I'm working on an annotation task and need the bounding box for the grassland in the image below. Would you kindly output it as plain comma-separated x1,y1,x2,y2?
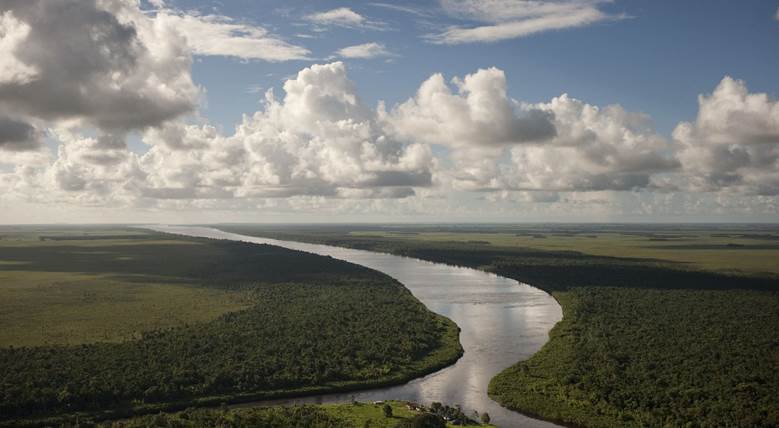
0,272,248,346
0,227,250,346
220,223,779,427
347,227,779,278
0,226,463,426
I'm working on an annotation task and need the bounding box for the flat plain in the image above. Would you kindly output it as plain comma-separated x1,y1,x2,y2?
0,227,249,346
346,225,779,277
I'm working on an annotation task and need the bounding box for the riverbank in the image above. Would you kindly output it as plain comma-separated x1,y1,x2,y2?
217,224,779,427
0,227,463,427
489,288,779,427
6,317,462,428
151,225,563,428
102,400,496,427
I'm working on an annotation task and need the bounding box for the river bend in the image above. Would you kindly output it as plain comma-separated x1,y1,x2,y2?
149,225,562,428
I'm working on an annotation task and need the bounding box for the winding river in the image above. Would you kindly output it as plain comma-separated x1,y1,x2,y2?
149,226,562,428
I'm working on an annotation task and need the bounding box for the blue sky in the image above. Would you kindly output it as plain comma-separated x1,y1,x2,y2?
1,0,778,223
173,0,779,137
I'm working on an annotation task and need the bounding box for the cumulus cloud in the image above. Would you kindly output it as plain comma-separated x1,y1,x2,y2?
503,95,679,192
154,11,310,62
40,129,143,206
0,0,310,139
19,62,433,206
335,42,393,59
0,0,198,131
383,67,677,191
221,62,433,198
0,10,38,85
0,31,774,222
305,7,386,30
674,76,779,195
382,67,556,148
429,0,617,44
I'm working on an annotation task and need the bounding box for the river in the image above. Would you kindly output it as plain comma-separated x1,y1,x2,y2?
148,225,562,428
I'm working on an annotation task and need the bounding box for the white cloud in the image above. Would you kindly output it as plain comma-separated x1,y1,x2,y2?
154,11,310,62
382,67,555,149
222,62,432,197
429,0,617,44
674,76,779,195
335,42,393,59
0,0,198,131
383,67,677,191
0,31,775,224
368,3,434,18
305,7,386,30
3,62,434,208
504,95,679,192
0,11,38,85
306,7,364,26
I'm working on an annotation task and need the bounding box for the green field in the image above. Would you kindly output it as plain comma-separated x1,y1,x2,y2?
0,273,248,346
0,227,462,426
0,228,253,346
220,224,779,427
347,227,779,278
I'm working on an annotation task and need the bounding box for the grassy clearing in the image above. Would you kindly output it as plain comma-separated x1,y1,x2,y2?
0,228,249,347
0,272,248,346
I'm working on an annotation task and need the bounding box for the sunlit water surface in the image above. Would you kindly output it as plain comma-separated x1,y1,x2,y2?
148,225,562,428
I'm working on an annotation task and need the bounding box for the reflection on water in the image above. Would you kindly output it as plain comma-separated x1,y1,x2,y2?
148,226,562,428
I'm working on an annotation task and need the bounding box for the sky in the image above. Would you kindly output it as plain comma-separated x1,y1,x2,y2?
0,0,778,223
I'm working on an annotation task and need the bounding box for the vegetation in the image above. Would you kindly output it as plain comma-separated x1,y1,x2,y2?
105,405,346,428
489,288,779,427
100,401,493,428
220,224,779,427
0,228,251,346
0,227,462,426
398,413,446,428
220,223,779,278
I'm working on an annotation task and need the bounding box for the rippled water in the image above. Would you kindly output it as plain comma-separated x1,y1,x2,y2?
148,225,562,428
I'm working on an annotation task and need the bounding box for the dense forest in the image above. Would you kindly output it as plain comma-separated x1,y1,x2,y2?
101,401,491,428
490,288,779,427
220,225,779,427
0,231,462,426
104,406,348,428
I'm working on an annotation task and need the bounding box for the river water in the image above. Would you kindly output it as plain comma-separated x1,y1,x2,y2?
148,225,562,428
